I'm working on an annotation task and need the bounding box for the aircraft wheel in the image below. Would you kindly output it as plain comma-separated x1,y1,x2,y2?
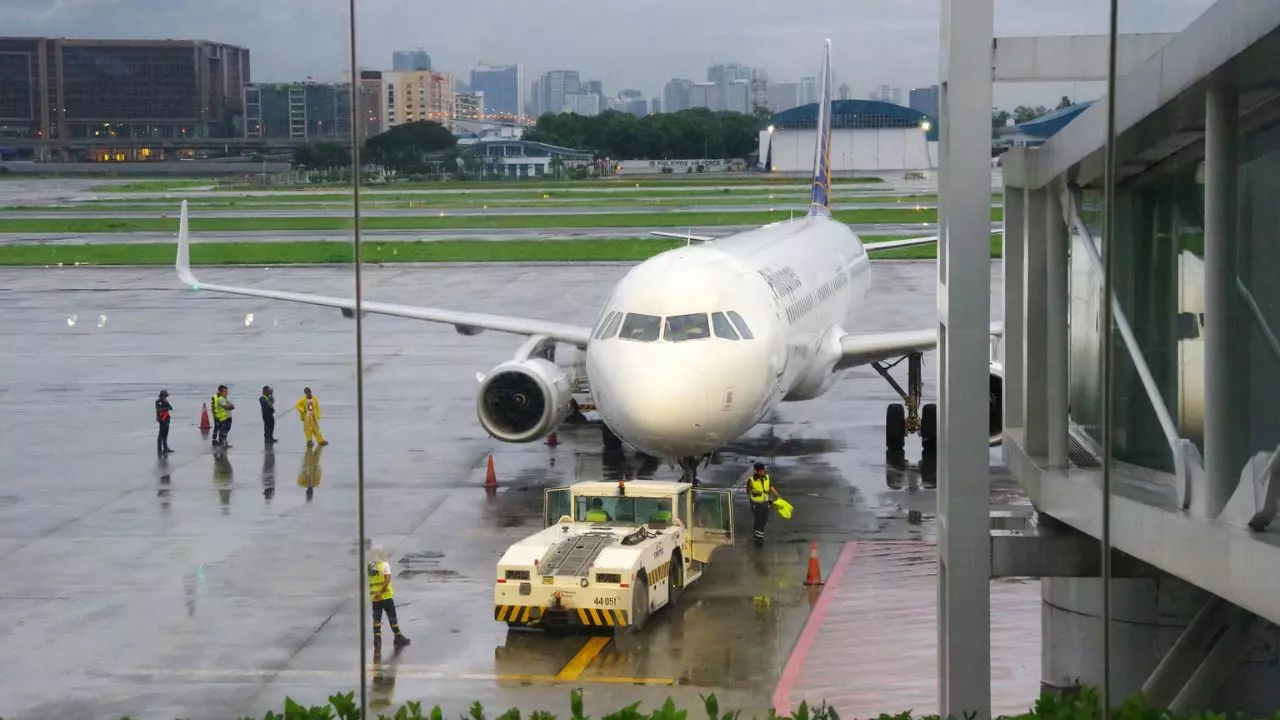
921,403,938,457
886,403,907,452
629,571,650,633
667,555,683,609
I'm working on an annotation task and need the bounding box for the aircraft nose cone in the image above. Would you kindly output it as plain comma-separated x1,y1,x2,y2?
602,363,710,454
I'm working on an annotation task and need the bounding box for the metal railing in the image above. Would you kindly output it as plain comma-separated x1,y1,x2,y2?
1061,183,1203,509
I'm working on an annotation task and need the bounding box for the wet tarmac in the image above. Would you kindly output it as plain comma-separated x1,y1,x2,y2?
0,261,1015,719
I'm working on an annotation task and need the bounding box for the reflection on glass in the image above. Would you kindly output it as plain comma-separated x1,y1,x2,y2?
619,312,661,341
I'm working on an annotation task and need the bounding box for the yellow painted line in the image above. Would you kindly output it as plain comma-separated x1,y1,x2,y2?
554,636,611,681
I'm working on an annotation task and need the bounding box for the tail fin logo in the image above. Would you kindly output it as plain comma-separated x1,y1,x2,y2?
809,40,834,214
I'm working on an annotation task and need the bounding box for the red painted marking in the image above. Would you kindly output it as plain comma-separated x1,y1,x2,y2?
772,541,859,713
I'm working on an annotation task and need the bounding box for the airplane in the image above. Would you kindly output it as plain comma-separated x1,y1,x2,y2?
173,40,1005,485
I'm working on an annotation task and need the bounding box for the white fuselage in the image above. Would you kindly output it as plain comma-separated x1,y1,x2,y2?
585,214,871,458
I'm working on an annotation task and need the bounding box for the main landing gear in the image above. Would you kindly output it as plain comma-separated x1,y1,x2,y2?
872,351,937,458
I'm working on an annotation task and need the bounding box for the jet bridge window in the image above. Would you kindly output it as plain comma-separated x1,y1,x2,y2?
712,312,739,340
619,313,661,342
664,313,710,342
726,310,754,339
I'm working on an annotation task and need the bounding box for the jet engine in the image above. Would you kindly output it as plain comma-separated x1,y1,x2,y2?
477,358,573,443
989,365,1004,446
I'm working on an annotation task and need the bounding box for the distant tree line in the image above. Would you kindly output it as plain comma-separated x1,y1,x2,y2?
291,121,460,178
522,108,768,160
992,95,1076,133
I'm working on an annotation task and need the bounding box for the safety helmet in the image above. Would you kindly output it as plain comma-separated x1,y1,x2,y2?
753,462,766,471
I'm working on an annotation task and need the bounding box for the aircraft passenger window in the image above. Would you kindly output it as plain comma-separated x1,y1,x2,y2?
602,311,624,339
727,310,754,339
619,313,661,342
594,311,617,340
712,312,739,340
664,313,710,342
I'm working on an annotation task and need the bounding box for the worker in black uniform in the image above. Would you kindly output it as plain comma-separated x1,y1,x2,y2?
260,386,277,444
746,462,780,542
155,389,173,455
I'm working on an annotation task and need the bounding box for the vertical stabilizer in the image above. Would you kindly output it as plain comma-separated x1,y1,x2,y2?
808,40,834,215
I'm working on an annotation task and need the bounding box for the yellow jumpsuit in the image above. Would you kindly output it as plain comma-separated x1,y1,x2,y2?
295,395,326,444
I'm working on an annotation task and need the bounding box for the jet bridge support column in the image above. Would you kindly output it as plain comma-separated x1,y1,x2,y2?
1022,188,1049,459
936,0,993,716
1200,82,1245,518
1003,186,1026,431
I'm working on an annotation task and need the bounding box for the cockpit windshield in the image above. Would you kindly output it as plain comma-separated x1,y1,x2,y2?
619,313,661,342
664,313,710,342
575,495,674,527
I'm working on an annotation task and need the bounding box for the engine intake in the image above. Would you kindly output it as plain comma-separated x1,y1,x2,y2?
477,358,572,443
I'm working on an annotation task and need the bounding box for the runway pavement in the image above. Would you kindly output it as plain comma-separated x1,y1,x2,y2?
0,260,1018,719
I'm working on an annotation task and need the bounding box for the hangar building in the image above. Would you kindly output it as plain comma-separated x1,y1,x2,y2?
759,99,938,173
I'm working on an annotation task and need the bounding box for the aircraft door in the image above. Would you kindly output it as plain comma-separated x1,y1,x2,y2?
543,487,571,527
688,489,734,563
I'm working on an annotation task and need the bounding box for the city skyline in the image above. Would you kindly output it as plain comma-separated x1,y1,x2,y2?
1,0,1216,109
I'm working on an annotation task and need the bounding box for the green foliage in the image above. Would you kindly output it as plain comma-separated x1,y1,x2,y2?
293,142,353,171
523,108,761,160
364,121,457,175
1012,104,1050,125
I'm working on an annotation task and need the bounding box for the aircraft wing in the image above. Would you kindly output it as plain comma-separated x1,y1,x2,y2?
649,230,716,244
863,235,937,252
836,322,1004,369
173,201,593,348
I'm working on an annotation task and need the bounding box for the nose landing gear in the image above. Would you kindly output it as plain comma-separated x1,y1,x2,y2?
678,455,709,486
873,351,937,458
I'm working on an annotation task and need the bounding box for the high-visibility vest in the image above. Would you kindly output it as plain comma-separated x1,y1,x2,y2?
585,509,609,522
749,474,772,503
368,562,393,601
212,395,229,422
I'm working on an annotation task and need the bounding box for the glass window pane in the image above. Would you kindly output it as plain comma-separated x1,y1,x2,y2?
603,311,624,339
594,311,617,339
712,312,739,340
665,313,710,342
727,310,755,339
619,313,661,342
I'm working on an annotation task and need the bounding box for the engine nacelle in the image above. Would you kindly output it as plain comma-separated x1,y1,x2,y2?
989,365,1004,446
477,357,573,443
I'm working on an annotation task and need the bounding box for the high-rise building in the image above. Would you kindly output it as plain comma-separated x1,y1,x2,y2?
455,91,484,121
662,78,694,113
799,77,818,105
837,83,852,101
582,80,604,98
891,87,903,106
392,50,431,71
562,93,600,117
537,70,580,116
690,82,716,109
357,70,385,138
768,81,799,112
909,85,940,118
726,80,750,114
707,62,752,111
650,97,661,114
621,96,647,117
528,80,540,119
0,37,250,150
383,70,455,129
244,81,356,141
469,63,524,120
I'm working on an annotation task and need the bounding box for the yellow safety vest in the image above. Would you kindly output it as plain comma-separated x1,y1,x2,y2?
749,474,772,503
585,509,609,522
212,395,229,421
368,562,393,601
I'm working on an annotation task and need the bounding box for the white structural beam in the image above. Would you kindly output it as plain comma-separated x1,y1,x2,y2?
1002,187,1025,431
937,0,993,715
992,34,1175,82
1044,187,1069,468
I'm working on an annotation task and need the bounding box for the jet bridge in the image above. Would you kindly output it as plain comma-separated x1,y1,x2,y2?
936,0,1280,716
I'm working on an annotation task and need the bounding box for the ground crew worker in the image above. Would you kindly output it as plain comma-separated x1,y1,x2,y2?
296,387,328,447
746,462,780,541
368,546,410,649
584,497,611,522
260,386,277,444
211,385,235,447
155,389,173,455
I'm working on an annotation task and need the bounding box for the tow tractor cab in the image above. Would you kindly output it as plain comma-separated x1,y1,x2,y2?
494,479,734,632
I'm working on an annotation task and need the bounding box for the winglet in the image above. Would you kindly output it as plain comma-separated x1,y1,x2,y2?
175,200,198,288
808,39,834,215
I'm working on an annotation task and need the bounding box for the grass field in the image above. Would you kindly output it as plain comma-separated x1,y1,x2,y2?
0,234,1001,266
90,175,889,193
0,207,1002,234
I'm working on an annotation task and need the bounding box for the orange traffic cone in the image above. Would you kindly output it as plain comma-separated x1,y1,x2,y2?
484,455,498,489
546,432,559,447
199,402,211,431
803,541,824,586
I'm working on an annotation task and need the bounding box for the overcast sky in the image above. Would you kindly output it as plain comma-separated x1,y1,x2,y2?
4,0,1215,108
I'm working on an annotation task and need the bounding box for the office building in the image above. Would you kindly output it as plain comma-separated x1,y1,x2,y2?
650,97,661,114
0,36,249,152
663,78,694,113
469,63,524,120
726,80,750,114
707,62,752,111
690,82,716,109
582,80,604,98
244,81,357,141
383,70,455,129
536,70,580,116
392,50,431,71
909,85,940,118
621,96,648,117
799,76,818,105
455,91,484,121
357,70,384,138
562,93,600,116
837,83,852,100
768,81,799,112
